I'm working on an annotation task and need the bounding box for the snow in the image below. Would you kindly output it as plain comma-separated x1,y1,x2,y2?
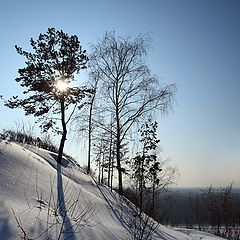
0,140,226,239
174,228,227,240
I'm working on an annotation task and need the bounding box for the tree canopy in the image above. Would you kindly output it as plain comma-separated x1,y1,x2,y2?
5,28,92,163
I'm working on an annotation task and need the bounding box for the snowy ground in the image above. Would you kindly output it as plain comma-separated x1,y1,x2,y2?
0,140,226,239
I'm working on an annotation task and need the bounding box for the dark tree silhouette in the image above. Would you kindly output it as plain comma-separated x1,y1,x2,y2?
71,69,102,175
132,121,162,213
5,28,92,163
201,184,234,236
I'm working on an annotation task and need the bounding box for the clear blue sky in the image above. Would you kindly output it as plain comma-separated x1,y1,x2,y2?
0,0,239,187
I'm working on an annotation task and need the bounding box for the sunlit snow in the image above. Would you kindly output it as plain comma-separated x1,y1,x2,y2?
0,140,226,239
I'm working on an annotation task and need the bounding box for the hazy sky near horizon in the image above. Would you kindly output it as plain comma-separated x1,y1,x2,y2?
0,0,239,187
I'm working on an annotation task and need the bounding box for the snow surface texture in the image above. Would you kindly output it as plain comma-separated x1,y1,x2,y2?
0,140,226,240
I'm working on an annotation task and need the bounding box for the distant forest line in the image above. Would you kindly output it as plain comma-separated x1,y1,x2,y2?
153,186,240,239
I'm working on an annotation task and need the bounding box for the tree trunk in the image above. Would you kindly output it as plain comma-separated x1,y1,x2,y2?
110,150,114,192
115,79,123,196
101,151,105,184
152,179,155,216
98,155,101,184
116,115,123,195
87,98,94,174
139,157,144,213
107,128,113,187
57,97,67,164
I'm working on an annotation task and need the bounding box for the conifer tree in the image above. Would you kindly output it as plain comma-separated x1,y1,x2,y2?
5,28,92,163
132,120,162,213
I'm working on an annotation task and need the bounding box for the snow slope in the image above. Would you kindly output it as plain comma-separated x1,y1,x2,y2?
0,140,226,239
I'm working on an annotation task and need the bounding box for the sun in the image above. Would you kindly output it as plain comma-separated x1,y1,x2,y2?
55,79,68,92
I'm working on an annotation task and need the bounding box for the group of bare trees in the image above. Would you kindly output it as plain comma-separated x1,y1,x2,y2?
188,184,240,239
74,32,176,196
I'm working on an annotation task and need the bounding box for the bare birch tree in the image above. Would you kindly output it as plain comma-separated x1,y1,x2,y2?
90,32,176,195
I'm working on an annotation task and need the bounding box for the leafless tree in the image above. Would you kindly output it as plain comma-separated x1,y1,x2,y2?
201,184,234,236
189,193,202,230
71,70,108,175
90,31,176,195
85,72,100,174
220,183,234,233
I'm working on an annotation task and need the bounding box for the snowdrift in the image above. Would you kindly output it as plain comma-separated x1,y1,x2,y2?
0,140,226,239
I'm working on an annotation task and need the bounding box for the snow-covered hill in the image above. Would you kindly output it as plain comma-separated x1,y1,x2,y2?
0,140,226,239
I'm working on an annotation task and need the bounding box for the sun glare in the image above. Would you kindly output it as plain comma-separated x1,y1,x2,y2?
55,80,68,92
